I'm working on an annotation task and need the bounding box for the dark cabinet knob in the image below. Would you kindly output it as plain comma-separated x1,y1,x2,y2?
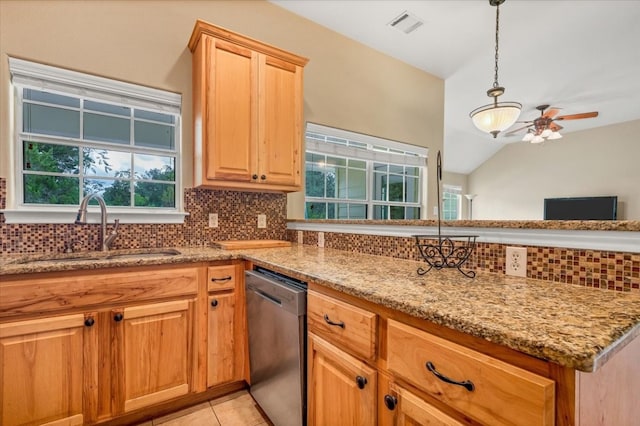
84,317,95,327
384,394,397,410
252,174,258,180
113,313,124,322
211,299,219,308
260,174,266,180
355,375,367,390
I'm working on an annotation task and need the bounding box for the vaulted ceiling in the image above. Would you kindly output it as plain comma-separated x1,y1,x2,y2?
271,0,640,174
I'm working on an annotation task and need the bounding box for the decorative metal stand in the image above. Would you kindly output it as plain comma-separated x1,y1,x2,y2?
414,151,477,278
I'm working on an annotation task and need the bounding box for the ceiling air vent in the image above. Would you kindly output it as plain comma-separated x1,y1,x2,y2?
388,11,424,34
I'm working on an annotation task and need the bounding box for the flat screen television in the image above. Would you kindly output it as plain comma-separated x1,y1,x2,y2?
544,196,618,220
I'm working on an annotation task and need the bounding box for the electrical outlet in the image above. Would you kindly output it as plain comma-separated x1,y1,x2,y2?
297,230,304,245
257,214,267,229
505,246,527,277
208,213,218,228
317,232,325,248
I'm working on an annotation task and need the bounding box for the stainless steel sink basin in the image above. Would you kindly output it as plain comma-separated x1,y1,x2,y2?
106,249,181,260
15,249,181,264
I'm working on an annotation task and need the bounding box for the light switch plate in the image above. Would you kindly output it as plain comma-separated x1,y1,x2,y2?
317,232,325,248
257,214,267,229
297,230,304,244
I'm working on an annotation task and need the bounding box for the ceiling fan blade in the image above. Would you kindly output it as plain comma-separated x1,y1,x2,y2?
542,108,561,119
549,122,563,132
504,124,533,136
555,112,599,121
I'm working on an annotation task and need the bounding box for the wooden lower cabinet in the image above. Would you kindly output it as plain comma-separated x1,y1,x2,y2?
113,300,194,414
207,292,236,386
0,314,89,426
0,262,242,425
308,333,376,426
387,383,464,426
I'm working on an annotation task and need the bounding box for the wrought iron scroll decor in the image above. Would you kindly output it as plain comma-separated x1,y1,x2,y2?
414,151,477,278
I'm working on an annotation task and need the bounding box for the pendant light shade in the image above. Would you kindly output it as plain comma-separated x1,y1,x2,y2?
470,101,522,137
469,0,521,138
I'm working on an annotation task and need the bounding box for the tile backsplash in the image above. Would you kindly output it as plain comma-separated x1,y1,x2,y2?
286,230,640,292
3,176,638,292
0,177,286,254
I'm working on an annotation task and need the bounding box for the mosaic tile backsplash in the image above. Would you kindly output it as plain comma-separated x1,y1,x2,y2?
286,230,640,292
1,177,287,254
2,176,638,292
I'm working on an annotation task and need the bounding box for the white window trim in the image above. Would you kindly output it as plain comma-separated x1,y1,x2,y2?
304,123,428,219
5,57,185,224
442,185,462,220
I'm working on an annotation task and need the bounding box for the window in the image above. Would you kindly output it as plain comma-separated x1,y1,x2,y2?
7,58,183,223
442,185,462,220
304,123,427,219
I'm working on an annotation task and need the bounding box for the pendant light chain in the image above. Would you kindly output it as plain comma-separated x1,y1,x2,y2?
493,3,500,89
469,0,521,138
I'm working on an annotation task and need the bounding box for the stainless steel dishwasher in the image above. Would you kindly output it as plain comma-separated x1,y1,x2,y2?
245,267,307,426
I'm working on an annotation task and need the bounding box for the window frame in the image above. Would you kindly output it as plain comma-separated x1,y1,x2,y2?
442,185,462,220
304,123,428,220
5,57,185,224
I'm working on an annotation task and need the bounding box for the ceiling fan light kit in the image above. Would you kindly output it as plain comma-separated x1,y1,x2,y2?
509,104,598,143
469,0,521,138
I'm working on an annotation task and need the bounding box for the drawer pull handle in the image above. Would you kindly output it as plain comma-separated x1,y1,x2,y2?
426,361,475,392
323,314,345,329
355,375,367,389
211,299,218,308
113,313,124,322
252,174,258,180
84,317,95,327
211,276,232,283
383,394,397,410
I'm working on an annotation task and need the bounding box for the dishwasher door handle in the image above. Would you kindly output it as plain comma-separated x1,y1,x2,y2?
251,288,283,306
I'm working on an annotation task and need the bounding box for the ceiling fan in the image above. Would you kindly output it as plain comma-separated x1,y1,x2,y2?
505,105,599,143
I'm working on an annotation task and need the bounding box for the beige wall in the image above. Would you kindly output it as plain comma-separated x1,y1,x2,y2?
468,119,640,220
0,0,444,218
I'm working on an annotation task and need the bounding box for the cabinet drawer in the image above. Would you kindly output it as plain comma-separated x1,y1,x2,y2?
307,291,377,360
387,320,554,426
0,267,198,319
207,265,237,291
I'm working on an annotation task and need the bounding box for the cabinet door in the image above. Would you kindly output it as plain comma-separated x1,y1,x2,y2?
207,292,236,386
204,36,258,182
113,300,192,413
0,314,88,426
308,333,376,426
389,383,464,426
258,54,303,188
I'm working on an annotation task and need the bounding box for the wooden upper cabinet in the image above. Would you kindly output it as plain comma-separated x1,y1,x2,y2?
259,55,304,187
205,38,257,182
189,20,308,192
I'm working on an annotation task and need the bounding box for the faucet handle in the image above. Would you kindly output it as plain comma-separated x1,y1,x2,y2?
112,219,120,233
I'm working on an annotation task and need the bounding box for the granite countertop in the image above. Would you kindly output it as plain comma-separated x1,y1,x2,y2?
3,244,640,373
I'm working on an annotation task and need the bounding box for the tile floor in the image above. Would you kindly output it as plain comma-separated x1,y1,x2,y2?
135,390,271,426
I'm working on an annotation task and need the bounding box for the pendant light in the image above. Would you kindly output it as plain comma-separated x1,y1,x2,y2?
470,0,521,138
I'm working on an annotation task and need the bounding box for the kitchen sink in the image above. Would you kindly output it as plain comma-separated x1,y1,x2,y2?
14,248,181,264
106,249,181,260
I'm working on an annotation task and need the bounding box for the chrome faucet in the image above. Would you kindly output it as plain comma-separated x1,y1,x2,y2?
75,192,120,251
